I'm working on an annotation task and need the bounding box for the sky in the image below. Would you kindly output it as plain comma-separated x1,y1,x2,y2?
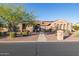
1,3,79,24
24,3,79,24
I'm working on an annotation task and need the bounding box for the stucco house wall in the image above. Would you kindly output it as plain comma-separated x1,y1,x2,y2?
41,19,72,32
50,20,72,32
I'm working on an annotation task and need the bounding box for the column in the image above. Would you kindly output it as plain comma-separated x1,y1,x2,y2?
57,30,64,40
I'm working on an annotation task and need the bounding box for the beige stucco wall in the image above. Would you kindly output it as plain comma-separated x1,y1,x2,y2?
49,20,72,32
0,28,8,32
18,23,33,32
17,23,23,32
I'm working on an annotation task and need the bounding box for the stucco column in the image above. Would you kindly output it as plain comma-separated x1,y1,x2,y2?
64,24,67,30
57,30,64,40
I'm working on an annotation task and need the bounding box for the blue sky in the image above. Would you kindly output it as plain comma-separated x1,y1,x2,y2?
1,3,79,24
23,3,79,24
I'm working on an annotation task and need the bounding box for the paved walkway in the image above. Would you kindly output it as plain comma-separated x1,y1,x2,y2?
37,32,47,42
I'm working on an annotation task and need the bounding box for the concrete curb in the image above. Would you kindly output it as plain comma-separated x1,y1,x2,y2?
0,40,79,43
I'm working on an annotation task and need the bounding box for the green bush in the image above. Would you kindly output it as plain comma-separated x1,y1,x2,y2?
21,31,31,36
21,32,28,36
43,29,52,32
73,26,79,31
9,32,16,38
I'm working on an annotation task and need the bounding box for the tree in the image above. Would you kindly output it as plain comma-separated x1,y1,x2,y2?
0,5,25,32
0,4,36,33
0,18,5,32
22,12,37,26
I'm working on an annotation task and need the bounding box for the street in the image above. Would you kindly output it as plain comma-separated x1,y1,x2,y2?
0,42,79,56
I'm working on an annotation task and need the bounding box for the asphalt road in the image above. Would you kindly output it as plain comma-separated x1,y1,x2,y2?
1,42,79,56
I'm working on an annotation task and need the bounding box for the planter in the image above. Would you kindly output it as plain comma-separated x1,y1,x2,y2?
9,32,16,38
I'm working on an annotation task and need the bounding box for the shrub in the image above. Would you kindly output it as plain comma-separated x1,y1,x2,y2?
9,32,16,38
43,29,52,32
73,26,79,31
21,30,31,36
21,32,27,36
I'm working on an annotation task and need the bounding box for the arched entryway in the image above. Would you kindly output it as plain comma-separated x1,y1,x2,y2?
33,24,41,32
